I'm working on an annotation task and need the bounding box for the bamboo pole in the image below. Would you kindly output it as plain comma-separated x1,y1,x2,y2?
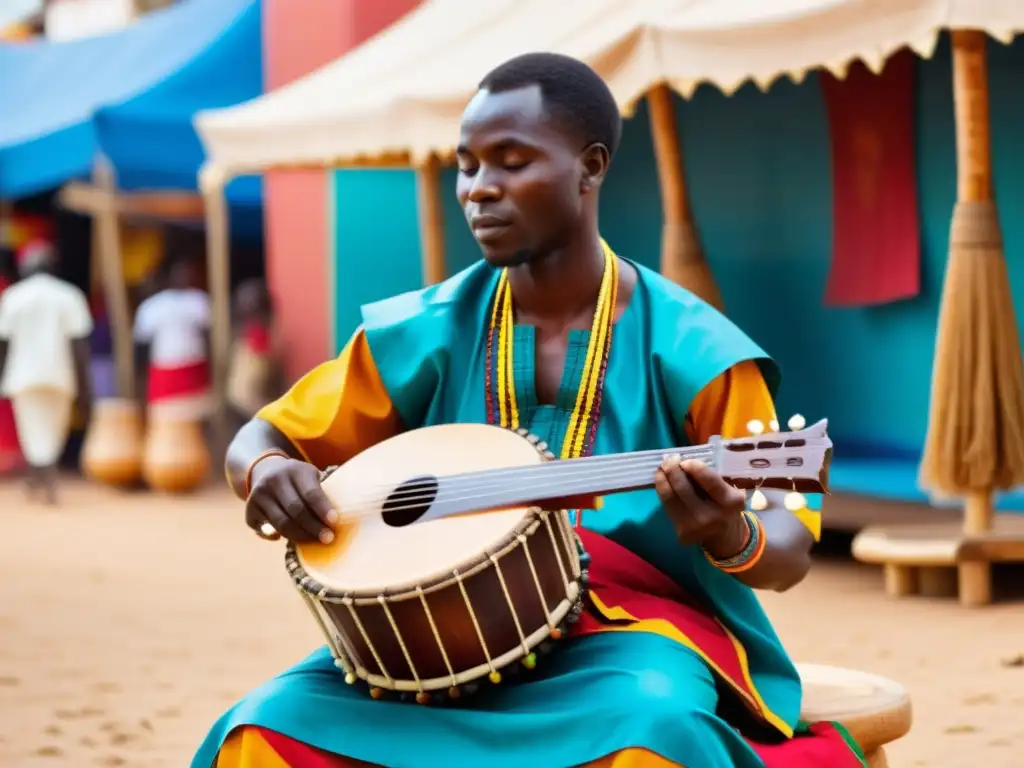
415,155,447,286
201,169,233,447
93,159,135,399
920,30,1024,607
646,84,723,311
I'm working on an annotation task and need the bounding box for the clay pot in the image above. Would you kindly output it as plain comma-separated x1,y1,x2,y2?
142,415,210,493
80,398,143,487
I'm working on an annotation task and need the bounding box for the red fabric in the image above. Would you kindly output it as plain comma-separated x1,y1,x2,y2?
749,722,865,766
257,727,364,767
244,321,272,355
147,360,211,402
571,529,760,709
0,278,23,474
821,49,920,306
0,399,23,474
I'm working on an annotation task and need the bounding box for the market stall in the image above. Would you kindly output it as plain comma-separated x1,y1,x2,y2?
0,0,262,489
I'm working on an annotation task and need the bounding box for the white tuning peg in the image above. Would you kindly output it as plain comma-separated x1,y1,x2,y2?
769,419,779,433
784,491,806,511
746,419,765,435
749,490,769,511
787,414,806,431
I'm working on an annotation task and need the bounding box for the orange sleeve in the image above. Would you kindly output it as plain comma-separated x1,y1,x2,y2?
255,328,403,470
685,360,822,541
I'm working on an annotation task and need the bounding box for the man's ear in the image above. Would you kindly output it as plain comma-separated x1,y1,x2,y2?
579,143,610,194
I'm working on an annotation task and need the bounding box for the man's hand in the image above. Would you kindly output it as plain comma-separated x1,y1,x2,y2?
655,457,749,559
245,456,339,544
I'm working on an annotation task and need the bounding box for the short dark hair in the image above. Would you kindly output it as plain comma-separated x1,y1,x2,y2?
478,52,622,159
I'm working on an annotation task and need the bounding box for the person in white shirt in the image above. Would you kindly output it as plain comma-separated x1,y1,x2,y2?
0,240,93,503
134,255,212,421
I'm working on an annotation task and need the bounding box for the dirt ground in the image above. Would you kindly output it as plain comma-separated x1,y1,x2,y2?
1,479,1022,768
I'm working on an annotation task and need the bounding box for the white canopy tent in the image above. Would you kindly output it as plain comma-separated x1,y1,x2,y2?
195,0,1023,176
195,0,1023,388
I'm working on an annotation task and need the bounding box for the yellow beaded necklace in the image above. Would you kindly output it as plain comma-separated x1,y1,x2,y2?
485,240,619,461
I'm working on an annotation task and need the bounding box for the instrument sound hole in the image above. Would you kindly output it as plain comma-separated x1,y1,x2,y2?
381,476,439,527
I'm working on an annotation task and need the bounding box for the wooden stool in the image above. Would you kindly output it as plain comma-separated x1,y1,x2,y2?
852,518,1024,606
797,664,911,766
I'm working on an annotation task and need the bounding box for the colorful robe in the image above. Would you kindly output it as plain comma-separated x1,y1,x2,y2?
192,258,861,768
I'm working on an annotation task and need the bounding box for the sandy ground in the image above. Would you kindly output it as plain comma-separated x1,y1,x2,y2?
1,479,1023,768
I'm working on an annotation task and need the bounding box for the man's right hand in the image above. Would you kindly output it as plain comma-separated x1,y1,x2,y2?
245,456,338,544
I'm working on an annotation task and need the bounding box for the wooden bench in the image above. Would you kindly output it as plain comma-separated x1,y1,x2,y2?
798,664,912,767
852,518,1024,606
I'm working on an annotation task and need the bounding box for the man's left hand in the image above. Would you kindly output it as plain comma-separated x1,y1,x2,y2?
655,457,749,559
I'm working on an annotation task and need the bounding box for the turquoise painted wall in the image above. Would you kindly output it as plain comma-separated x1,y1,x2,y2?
331,35,1024,455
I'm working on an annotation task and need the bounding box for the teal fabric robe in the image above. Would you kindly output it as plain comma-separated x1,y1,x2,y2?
191,259,805,768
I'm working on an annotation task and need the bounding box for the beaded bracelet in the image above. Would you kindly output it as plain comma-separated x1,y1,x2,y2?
704,511,767,574
243,449,291,498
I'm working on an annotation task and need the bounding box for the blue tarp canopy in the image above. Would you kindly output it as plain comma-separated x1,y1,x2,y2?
94,0,262,221
0,0,261,222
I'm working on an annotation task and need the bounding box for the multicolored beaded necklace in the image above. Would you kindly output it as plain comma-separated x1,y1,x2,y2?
484,241,619,525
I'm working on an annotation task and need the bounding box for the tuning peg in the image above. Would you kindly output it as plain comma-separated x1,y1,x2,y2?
783,491,806,511
769,419,779,433
749,490,768,511
787,414,806,431
746,419,765,435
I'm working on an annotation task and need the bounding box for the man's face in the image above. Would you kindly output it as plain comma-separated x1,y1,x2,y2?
456,85,584,268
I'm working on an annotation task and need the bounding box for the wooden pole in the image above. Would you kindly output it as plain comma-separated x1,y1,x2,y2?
93,159,135,399
952,31,993,205
416,156,447,286
646,84,723,311
952,30,994,607
201,169,233,449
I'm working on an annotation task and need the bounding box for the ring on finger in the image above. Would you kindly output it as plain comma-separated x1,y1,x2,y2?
255,521,281,541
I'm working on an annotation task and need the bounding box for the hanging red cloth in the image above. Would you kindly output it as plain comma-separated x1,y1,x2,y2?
821,49,920,306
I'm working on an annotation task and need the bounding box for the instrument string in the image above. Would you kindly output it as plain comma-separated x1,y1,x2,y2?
331,444,708,505
328,447,722,523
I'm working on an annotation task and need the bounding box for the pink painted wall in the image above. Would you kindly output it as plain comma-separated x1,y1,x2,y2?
263,0,421,381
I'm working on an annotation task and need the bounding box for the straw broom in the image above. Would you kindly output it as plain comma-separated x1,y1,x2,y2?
647,84,724,311
919,30,1024,604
